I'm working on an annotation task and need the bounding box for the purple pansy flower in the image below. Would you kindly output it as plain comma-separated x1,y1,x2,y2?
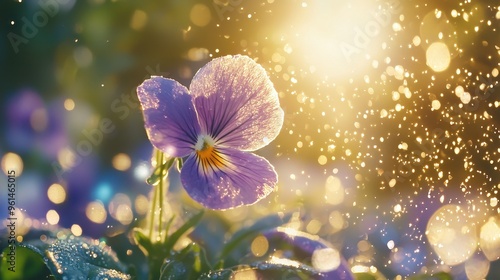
137,55,284,210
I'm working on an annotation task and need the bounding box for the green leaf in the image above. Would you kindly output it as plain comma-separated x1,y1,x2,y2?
176,157,184,172
1,246,53,280
132,228,153,255
159,243,211,280
407,271,453,280
197,269,232,280
200,261,318,280
353,272,383,280
19,234,130,280
147,156,175,185
250,261,319,279
160,260,189,280
164,211,204,252
217,213,291,266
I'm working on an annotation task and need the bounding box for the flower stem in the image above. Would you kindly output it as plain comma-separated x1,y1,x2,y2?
149,179,158,241
157,151,165,243
147,150,169,280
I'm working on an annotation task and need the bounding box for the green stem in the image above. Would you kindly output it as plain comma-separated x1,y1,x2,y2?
148,252,165,280
147,150,171,280
158,151,165,243
149,182,158,241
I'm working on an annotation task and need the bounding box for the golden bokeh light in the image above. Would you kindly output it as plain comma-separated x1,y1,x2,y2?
64,98,75,111
306,219,322,235
426,42,451,72
324,175,344,205
71,224,83,236
187,47,210,61
479,217,500,261
1,152,24,176
115,204,133,225
134,194,149,215
426,204,477,265
465,254,490,280
190,4,211,27
109,193,133,225
46,209,60,225
112,153,131,171
311,248,341,272
232,268,258,280
47,183,66,204
250,235,269,257
57,147,77,170
317,155,328,165
86,201,107,224
130,9,148,31
329,211,345,232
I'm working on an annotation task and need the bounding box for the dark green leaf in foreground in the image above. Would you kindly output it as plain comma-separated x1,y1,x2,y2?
407,271,454,280
0,245,53,280
132,228,153,256
217,213,291,267
160,243,210,280
199,261,319,280
164,210,204,252
198,269,232,280
19,234,130,280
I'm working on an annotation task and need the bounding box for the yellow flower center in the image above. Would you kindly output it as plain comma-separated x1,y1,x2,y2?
195,135,227,171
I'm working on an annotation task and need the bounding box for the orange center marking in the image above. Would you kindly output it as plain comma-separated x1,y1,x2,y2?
196,142,226,170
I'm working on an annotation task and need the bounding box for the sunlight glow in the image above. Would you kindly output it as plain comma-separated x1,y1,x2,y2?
287,0,402,78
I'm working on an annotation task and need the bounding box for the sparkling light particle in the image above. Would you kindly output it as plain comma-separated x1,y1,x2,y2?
431,99,441,110
387,240,395,250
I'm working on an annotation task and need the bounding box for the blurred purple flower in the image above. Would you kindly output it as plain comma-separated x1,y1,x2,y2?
5,89,68,159
137,55,284,210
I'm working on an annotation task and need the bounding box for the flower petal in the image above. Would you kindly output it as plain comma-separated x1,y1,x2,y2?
190,55,284,151
137,76,200,157
180,147,277,209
